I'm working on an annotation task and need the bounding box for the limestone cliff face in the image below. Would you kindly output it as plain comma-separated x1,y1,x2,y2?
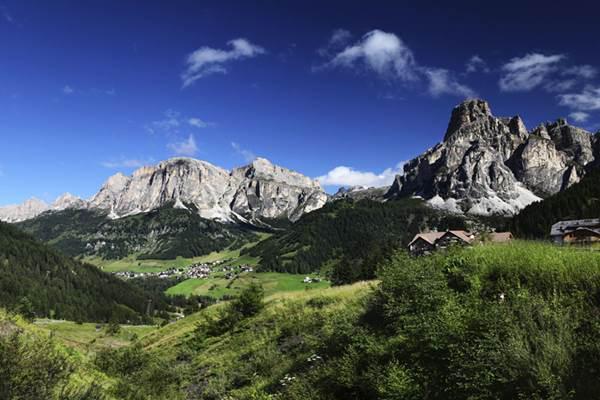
88,157,327,224
0,193,88,223
387,99,596,215
229,158,328,223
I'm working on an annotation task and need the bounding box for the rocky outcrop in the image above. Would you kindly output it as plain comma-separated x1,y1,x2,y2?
331,185,389,202
229,158,328,223
387,99,596,215
0,193,88,223
88,157,327,224
0,198,50,223
2,158,326,225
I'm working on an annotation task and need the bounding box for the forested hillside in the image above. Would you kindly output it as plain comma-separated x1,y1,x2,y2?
245,198,468,283
17,203,259,260
0,221,154,322
512,168,600,238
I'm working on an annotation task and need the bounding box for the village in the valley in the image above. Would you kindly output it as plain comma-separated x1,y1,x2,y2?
113,260,255,280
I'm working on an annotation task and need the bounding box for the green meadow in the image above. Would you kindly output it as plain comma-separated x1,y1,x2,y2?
166,271,330,298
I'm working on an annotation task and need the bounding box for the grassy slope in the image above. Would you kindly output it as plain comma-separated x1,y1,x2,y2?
143,241,600,399
166,272,330,298
0,309,118,398
34,319,157,351
142,281,372,354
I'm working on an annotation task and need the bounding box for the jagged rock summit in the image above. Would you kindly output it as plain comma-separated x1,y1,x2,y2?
387,99,599,215
1,157,327,224
89,157,328,224
0,193,87,223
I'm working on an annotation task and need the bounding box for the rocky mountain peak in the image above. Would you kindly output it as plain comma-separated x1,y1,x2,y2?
444,99,492,139
0,197,49,223
51,193,86,211
387,99,596,215
239,157,322,190
82,157,327,225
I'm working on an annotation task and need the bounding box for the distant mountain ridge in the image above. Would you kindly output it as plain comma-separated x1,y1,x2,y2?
386,99,599,215
3,100,597,224
0,194,85,223
0,157,328,226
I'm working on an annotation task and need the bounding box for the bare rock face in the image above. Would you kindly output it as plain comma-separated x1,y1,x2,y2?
331,185,389,202
388,99,596,215
0,198,49,223
0,192,88,223
229,158,328,223
87,157,327,224
51,192,88,211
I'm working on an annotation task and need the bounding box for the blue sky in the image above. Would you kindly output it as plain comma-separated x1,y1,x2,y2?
1,0,600,204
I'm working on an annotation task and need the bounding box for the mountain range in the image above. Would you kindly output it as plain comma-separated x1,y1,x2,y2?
2,99,598,225
0,157,328,225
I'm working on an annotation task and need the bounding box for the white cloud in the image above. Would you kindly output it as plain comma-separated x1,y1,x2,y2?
316,162,405,188
147,111,215,135
146,109,181,135
569,111,590,123
499,53,565,92
317,28,352,57
563,65,597,79
168,134,198,156
465,55,489,74
231,142,256,162
188,117,214,128
62,85,74,94
318,29,474,98
544,79,577,93
101,158,154,169
181,38,266,87
324,30,419,82
558,86,600,111
424,68,477,98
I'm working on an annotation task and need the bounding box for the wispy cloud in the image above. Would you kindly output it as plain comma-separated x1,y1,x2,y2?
569,111,590,123
101,158,155,169
563,65,597,79
465,55,489,74
317,28,352,57
231,142,256,162
168,134,198,156
147,110,214,136
188,117,215,128
181,38,266,87
62,85,116,96
316,162,405,188
499,53,597,93
499,53,565,92
316,29,474,98
558,86,600,111
424,68,476,98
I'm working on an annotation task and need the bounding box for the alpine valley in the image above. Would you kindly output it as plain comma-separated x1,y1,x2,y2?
4,99,599,263
4,100,600,400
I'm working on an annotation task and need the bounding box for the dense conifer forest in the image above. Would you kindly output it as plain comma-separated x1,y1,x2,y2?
512,169,600,238
245,198,468,283
0,221,154,322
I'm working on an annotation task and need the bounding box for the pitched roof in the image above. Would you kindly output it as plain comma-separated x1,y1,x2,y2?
408,232,445,247
551,218,600,236
442,230,474,244
408,230,474,247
